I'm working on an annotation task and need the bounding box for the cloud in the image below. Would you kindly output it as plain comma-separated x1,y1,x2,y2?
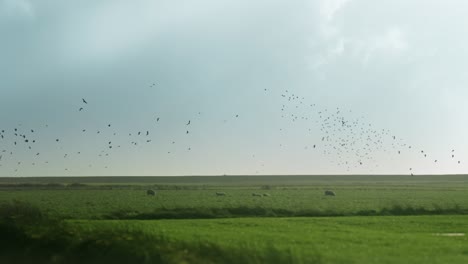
311,0,409,71
0,0,34,18
358,27,409,64
319,0,352,22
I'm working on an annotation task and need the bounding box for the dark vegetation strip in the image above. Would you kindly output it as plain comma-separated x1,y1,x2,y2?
0,201,306,264
105,204,468,220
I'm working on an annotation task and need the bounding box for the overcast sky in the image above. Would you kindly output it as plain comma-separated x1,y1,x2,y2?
1,0,468,176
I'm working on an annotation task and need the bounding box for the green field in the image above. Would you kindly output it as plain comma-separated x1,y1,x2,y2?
69,216,468,264
1,175,468,263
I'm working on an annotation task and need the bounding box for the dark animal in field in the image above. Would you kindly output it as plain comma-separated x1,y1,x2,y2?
324,190,336,196
216,192,226,196
252,193,262,197
146,189,156,196
263,193,270,197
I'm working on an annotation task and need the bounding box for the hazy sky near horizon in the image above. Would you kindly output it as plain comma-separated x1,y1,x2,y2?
1,0,468,176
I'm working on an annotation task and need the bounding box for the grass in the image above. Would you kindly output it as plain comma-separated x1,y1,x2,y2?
1,175,468,263
1,183,468,219
69,215,468,264
2,201,468,264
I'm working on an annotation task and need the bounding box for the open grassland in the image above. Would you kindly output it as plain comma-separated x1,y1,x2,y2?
1,175,468,263
2,210,468,263
67,216,468,264
0,175,468,219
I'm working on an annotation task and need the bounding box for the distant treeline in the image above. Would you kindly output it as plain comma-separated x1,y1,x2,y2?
0,183,219,190
0,183,88,189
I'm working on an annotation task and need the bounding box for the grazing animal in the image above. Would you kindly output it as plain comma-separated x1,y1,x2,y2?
216,192,226,196
252,193,262,197
324,190,336,196
146,189,156,196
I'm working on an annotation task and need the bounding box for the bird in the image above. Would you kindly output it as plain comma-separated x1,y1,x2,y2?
186,120,191,125
79,108,83,111
82,98,88,104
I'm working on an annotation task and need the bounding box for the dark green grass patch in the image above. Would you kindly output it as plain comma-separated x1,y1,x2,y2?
0,202,303,264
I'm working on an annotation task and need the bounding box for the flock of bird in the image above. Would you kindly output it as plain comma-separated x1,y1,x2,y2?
0,85,463,175
274,89,462,173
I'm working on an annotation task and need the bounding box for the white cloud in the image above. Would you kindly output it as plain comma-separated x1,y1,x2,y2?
359,27,409,64
312,0,409,70
319,0,352,22
0,0,34,18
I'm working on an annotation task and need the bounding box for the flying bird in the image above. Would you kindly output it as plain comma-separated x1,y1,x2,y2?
82,98,88,104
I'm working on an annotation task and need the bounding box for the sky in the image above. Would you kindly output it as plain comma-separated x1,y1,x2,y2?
1,0,468,176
